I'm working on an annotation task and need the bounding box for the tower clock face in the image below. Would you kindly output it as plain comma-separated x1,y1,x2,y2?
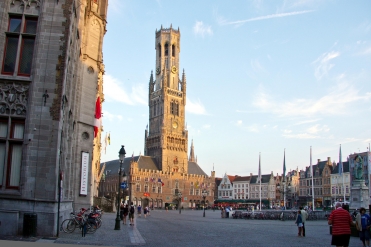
171,66,178,74
172,121,178,129
156,67,160,75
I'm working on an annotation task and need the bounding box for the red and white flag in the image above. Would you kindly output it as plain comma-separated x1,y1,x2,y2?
94,97,101,138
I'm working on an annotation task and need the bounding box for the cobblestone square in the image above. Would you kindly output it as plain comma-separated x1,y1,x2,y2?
0,210,363,247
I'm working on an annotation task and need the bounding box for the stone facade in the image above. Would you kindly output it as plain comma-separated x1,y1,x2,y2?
0,0,107,236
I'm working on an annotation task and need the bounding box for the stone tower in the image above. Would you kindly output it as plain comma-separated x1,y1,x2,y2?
145,25,188,174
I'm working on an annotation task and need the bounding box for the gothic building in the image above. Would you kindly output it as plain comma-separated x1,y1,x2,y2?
0,0,107,236
100,26,215,209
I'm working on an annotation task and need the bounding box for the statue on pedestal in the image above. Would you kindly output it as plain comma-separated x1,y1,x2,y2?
354,155,363,180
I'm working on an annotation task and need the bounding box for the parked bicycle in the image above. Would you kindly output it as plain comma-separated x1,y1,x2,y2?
60,208,98,234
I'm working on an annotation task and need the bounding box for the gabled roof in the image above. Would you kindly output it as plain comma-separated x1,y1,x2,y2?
250,174,271,184
102,156,208,177
331,161,350,174
215,177,222,186
233,176,251,182
228,175,237,183
188,161,207,176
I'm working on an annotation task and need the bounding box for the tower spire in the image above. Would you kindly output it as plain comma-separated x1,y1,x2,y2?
189,139,195,162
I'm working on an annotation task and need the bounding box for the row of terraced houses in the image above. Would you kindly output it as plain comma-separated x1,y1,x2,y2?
215,151,371,209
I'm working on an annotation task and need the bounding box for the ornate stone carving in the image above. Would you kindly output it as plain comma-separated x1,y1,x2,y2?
0,82,29,116
11,0,41,7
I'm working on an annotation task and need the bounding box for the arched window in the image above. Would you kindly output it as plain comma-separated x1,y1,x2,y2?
172,44,175,57
164,43,168,56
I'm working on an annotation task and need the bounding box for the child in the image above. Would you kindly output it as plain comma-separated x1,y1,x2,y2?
295,210,303,237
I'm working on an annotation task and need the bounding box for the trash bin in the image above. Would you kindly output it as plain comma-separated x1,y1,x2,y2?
23,213,37,237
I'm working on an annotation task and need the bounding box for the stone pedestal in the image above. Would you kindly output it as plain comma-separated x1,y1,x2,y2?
349,179,369,209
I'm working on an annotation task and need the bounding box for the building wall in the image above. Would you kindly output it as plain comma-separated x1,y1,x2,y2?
0,0,106,236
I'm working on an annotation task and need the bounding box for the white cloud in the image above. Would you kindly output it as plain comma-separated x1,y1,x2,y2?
193,21,213,37
283,132,319,139
186,98,207,115
253,82,371,117
237,120,243,125
312,51,340,80
306,124,329,134
283,129,292,134
224,10,315,25
292,119,321,126
103,74,147,105
203,124,211,129
103,110,123,122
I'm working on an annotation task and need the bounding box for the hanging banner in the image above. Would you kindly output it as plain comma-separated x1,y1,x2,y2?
80,152,89,196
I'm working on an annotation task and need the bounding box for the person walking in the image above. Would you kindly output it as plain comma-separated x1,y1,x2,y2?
225,206,230,218
144,206,148,218
122,204,129,225
328,202,354,247
119,201,125,223
295,210,303,237
356,207,371,247
300,206,308,237
137,205,142,217
129,202,135,226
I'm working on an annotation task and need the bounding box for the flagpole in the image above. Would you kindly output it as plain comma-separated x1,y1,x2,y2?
340,144,345,202
259,152,261,211
283,149,286,210
311,146,315,210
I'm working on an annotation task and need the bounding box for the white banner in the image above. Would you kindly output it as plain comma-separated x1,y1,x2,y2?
80,152,89,195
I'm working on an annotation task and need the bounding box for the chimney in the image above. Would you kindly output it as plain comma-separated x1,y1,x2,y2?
317,159,320,163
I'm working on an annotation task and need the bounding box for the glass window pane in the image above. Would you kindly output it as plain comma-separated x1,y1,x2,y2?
24,19,38,34
9,17,21,32
9,144,22,187
18,38,35,75
0,143,5,186
13,123,24,139
2,37,19,74
0,123,7,138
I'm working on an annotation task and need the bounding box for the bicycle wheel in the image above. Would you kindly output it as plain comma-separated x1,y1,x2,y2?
61,219,76,233
96,218,102,228
86,221,97,233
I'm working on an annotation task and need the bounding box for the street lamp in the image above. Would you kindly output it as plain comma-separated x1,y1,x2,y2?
114,145,126,230
276,181,291,210
178,192,182,214
202,190,207,217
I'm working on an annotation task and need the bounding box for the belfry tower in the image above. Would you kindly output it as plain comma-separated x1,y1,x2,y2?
145,25,188,174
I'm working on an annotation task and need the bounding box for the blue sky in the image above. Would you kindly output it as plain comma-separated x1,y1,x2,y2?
101,0,371,178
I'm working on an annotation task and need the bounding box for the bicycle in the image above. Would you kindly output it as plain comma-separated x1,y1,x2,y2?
60,209,97,233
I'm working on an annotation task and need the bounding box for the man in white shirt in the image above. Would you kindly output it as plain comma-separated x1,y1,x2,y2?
225,206,230,218
300,206,308,237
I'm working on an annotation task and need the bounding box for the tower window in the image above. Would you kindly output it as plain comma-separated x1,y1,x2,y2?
164,43,168,56
158,44,161,58
170,102,179,116
172,44,175,57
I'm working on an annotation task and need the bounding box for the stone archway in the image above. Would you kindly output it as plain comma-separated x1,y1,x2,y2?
143,198,150,208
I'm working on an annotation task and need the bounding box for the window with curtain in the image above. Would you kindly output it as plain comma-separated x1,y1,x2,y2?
0,118,24,188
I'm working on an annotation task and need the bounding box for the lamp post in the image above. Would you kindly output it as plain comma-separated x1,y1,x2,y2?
178,192,182,214
202,190,207,217
114,145,126,230
277,181,291,210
